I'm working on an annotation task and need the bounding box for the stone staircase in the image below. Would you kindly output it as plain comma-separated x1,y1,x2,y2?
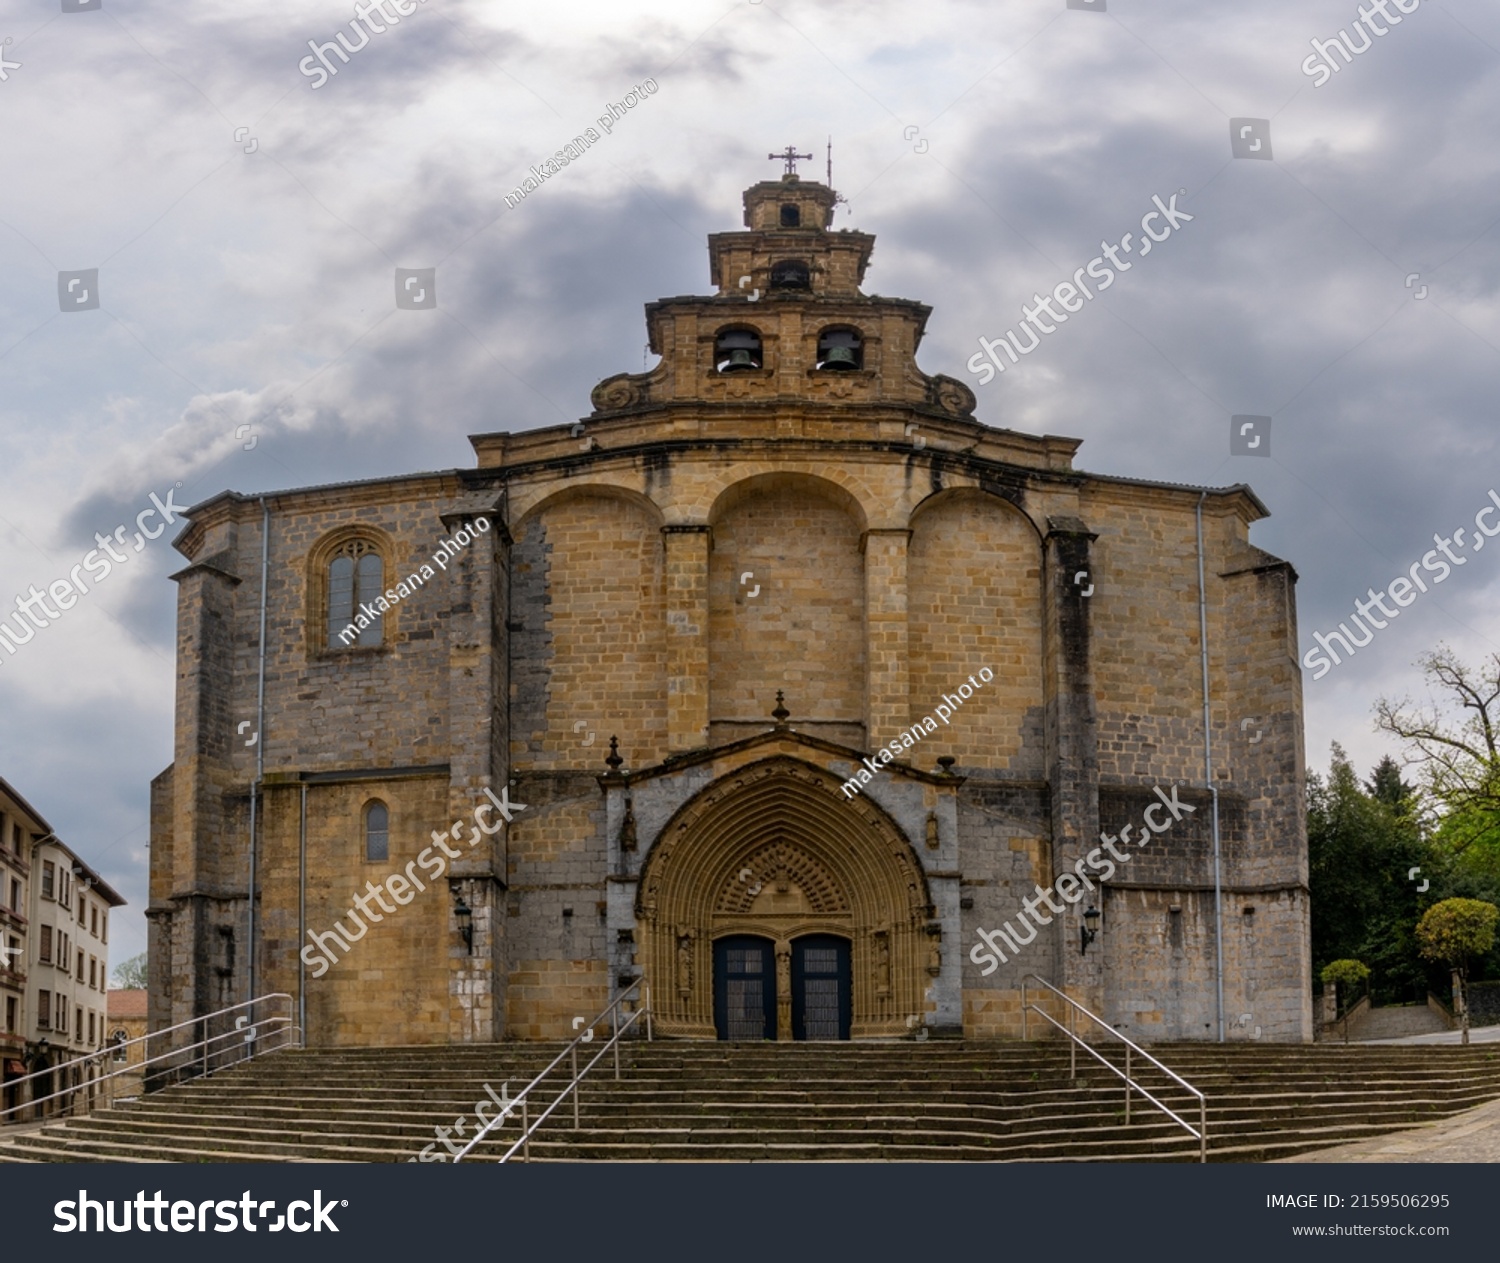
2,1040,1499,1163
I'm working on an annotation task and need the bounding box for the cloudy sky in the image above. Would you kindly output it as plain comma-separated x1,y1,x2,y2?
1,0,1497,967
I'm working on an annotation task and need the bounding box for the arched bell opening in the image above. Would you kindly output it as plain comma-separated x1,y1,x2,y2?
816,325,862,371
715,326,763,373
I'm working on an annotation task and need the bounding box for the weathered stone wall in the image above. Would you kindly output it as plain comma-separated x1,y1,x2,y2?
502,771,610,1039
708,475,865,735
908,489,1045,775
510,491,668,771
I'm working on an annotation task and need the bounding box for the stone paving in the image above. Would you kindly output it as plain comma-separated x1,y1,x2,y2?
1356,1021,1500,1047
1278,1093,1500,1163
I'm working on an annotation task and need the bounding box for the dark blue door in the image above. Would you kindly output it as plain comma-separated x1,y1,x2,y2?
792,935,851,1040
714,936,776,1040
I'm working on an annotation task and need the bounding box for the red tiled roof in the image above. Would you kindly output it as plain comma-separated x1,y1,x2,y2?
107,989,148,1018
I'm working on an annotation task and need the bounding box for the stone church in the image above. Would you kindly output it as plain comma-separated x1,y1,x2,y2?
148,163,1313,1047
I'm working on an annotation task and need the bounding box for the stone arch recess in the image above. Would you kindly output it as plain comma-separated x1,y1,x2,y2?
637,757,933,1039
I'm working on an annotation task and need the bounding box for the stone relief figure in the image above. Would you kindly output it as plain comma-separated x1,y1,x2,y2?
675,926,694,998
776,942,791,996
874,930,891,997
925,813,940,850
618,799,637,852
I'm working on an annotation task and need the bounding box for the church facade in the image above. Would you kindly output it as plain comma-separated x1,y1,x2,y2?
148,169,1312,1047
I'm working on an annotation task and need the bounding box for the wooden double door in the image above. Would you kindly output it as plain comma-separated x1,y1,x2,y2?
712,934,851,1040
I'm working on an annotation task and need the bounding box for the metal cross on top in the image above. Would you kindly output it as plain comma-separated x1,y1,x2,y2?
769,146,813,176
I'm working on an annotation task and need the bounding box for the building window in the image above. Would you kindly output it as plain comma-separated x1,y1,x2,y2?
5,996,15,1033
88,1011,95,1043
816,326,863,371
37,990,50,1030
75,1006,82,1037
89,958,96,989
55,995,66,1033
9,878,18,912
38,925,51,964
77,949,85,982
769,259,810,290
327,540,385,650
10,823,19,850
714,327,763,373
779,203,800,228
41,861,54,900
364,801,390,863
91,906,98,937
78,892,85,924
111,1029,128,1062
6,936,17,969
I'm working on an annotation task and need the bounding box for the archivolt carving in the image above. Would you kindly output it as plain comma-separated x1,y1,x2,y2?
636,756,931,1038
716,842,847,915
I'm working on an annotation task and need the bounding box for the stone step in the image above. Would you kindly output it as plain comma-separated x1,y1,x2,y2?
5,1039,1498,1164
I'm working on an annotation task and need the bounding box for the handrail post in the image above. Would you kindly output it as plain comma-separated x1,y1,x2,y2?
1022,977,1028,1041
614,1022,621,1081
571,1043,580,1129
522,1097,530,1162
646,984,653,1041
1200,1097,1207,1163
1125,1044,1131,1123
1068,999,1076,1079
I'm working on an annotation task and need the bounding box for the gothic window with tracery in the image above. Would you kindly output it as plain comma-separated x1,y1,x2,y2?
327,539,384,649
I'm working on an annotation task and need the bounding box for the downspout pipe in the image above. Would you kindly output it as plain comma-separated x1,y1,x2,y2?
299,781,307,1043
249,498,270,1006
1196,493,1226,1043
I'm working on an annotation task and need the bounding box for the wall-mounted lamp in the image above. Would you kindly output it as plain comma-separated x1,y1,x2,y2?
1080,904,1101,955
454,896,473,954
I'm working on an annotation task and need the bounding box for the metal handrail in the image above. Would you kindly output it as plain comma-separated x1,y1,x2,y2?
9,1019,300,1122
1022,974,1207,1162
1,993,299,1124
453,978,650,1163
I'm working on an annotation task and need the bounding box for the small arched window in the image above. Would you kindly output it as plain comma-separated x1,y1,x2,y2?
364,801,389,863
770,260,810,290
328,540,384,649
779,204,801,228
715,327,763,373
110,1029,128,1062
816,326,863,371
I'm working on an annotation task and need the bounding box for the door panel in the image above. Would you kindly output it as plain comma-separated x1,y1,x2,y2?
792,935,851,1040
714,935,776,1040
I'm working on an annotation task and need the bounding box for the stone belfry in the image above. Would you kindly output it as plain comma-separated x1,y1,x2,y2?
586,162,977,421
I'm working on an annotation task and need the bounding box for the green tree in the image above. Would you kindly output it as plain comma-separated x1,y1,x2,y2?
111,952,147,990
1417,898,1498,1043
1307,744,1428,1000
1375,647,1500,850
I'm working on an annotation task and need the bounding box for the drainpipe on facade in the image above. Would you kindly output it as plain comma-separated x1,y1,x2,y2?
299,781,307,1043
248,499,270,1007
1196,493,1226,1043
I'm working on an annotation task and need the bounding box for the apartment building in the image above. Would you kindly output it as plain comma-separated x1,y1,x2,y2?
25,835,124,1115
0,778,42,1118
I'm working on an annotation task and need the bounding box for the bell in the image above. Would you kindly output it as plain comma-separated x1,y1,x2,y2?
723,348,757,371
823,346,858,370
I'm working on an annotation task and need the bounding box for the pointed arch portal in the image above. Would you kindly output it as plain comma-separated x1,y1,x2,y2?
637,758,933,1039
